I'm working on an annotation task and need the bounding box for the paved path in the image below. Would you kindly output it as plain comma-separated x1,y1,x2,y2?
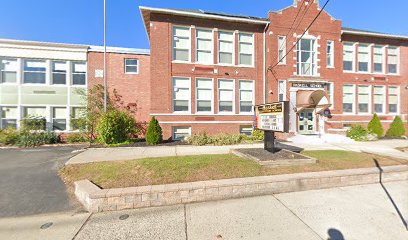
66,139,408,165
0,146,85,218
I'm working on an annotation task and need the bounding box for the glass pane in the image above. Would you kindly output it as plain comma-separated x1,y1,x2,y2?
389,95,398,104
374,104,383,113
53,73,66,84
240,90,252,101
219,32,233,41
197,39,212,50
197,100,211,112
301,52,311,63
2,107,17,118
219,101,233,112
358,62,368,72
24,60,46,71
197,89,211,100
1,119,17,129
73,74,86,85
343,61,353,71
219,89,233,101
174,100,189,111
53,62,67,72
343,103,353,112
359,104,369,113
219,53,232,64
125,65,137,73
388,64,397,73
240,101,252,112
301,39,311,50
343,51,353,61
196,29,212,39
53,119,67,131
219,80,234,89
24,72,46,83
239,43,252,54
73,62,86,73
174,49,189,61
197,51,212,63
239,33,252,43
72,108,86,118
388,87,398,95
173,78,190,88
125,59,138,66
53,108,67,118
239,81,253,90
174,88,189,100
389,104,397,113
196,79,212,88
24,107,46,117
2,72,17,83
219,41,233,52
174,37,189,49
2,59,18,71
239,54,252,65
173,27,190,37
374,63,383,72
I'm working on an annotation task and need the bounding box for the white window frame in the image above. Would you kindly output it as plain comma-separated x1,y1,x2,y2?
326,82,334,109
70,107,86,131
278,36,286,64
296,37,317,76
0,58,18,84
218,79,235,114
71,61,87,86
195,78,214,114
218,30,235,66
51,107,67,132
172,126,192,141
172,76,191,113
278,80,286,101
124,59,139,74
195,28,214,65
388,86,400,114
343,42,356,72
387,46,399,75
0,106,18,129
327,40,334,68
51,61,67,85
373,85,386,114
172,25,191,63
342,84,355,114
357,44,371,73
373,45,385,74
357,85,371,115
238,80,255,114
23,59,47,84
238,32,254,67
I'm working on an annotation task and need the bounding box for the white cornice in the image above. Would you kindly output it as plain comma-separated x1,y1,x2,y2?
341,30,408,40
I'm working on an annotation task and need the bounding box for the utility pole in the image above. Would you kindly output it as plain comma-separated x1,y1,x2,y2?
103,0,107,112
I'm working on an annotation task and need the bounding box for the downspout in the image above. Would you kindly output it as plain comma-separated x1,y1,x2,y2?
263,22,270,104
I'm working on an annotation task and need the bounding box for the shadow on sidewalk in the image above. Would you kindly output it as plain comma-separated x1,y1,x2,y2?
374,159,408,231
327,228,345,240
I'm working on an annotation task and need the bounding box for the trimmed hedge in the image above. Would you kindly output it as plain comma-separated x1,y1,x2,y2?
97,110,137,144
146,117,163,145
386,116,406,138
367,114,384,138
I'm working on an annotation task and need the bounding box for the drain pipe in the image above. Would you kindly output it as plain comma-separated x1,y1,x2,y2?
263,22,270,104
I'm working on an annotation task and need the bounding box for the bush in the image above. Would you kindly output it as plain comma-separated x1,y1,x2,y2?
346,125,377,141
146,117,163,145
20,116,46,131
0,128,19,145
386,116,406,138
97,110,137,144
185,132,212,146
186,133,245,146
367,114,384,138
17,131,59,147
250,129,264,141
66,132,88,143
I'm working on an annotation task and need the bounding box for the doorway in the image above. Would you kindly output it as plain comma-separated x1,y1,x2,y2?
298,108,316,134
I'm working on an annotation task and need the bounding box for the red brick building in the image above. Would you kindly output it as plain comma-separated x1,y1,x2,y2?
135,0,408,140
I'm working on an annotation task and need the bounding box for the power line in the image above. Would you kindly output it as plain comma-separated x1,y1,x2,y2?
271,0,332,71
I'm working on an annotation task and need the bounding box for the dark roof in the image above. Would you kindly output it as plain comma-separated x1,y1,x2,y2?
166,7,268,21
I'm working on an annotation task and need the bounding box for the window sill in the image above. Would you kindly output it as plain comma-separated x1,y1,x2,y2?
125,72,139,75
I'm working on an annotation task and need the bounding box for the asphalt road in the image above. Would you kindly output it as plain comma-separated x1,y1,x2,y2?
0,146,85,218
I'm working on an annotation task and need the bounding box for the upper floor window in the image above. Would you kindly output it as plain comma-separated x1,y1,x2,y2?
343,43,355,71
218,31,234,65
172,26,190,62
357,44,370,72
238,33,254,66
196,78,213,113
387,47,398,74
72,62,86,85
278,80,286,101
23,59,46,84
278,36,286,64
373,46,384,73
296,38,316,76
52,61,67,85
239,80,254,113
327,41,334,68
196,29,213,65
218,79,234,113
388,86,398,113
172,77,191,112
0,58,18,83
125,59,139,74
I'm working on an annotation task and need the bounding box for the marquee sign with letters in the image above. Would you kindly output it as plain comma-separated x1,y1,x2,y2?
254,101,289,133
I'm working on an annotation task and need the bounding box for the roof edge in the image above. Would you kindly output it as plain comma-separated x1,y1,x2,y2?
342,29,408,40
89,46,150,55
0,38,89,50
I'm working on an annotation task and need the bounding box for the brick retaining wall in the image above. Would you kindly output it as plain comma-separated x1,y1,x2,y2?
75,165,408,213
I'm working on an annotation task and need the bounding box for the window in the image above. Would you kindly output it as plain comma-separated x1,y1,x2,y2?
72,62,86,85
343,85,355,113
0,107,17,129
196,29,213,64
297,38,316,76
218,79,234,113
238,33,254,66
196,78,213,113
240,126,253,136
388,47,398,74
358,85,370,114
24,59,46,84
357,44,370,72
327,41,334,68
172,126,191,141
373,46,384,73
1,59,17,83
172,26,190,62
388,86,399,114
343,42,355,71
278,80,286,101
125,59,138,74
239,80,254,113
218,31,234,65
71,107,86,130
52,107,67,131
23,107,46,118
326,82,334,109
374,86,385,114
172,77,191,112
52,61,67,85
278,36,286,64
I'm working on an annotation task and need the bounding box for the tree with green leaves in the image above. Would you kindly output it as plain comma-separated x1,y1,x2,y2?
367,113,384,138
146,117,163,145
386,116,406,138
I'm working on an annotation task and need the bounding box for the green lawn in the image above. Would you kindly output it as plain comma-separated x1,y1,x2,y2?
60,150,408,189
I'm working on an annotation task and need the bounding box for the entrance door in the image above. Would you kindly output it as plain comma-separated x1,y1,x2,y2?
298,109,316,134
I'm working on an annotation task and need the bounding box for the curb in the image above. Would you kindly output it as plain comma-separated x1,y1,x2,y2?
74,165,408,213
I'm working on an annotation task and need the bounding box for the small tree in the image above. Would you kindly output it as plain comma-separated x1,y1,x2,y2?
96,109,137,144
368,114,384,138
146,117,162,145
386,116,406,138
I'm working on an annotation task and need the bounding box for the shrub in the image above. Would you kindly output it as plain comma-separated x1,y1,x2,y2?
97,110,137,144
0,128,19,145
186,133,245,146
66,132,88,143
20,116,46,131
185,132,212,146
146,117,163,145
386,116,406,138
250,129,264,141
17,131,59,147
367,114,384,138
347,125,369,141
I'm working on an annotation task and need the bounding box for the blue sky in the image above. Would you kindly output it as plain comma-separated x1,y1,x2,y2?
1,0,407,49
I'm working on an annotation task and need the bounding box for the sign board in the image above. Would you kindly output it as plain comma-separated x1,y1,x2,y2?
291,82,324,88
254,101,290,133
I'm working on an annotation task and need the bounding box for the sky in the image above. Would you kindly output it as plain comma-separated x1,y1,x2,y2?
0,0,407,50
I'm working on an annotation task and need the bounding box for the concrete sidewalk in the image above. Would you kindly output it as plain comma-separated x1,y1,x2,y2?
66,139,408,165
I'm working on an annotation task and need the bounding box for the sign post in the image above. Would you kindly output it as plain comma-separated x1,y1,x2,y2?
254,101,290,153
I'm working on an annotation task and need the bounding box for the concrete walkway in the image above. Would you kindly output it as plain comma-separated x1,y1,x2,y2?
66,139,408,165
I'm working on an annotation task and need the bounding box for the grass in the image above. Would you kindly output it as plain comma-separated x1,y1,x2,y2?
59,150,408,189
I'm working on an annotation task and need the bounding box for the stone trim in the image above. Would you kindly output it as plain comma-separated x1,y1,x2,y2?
74,165,408,213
